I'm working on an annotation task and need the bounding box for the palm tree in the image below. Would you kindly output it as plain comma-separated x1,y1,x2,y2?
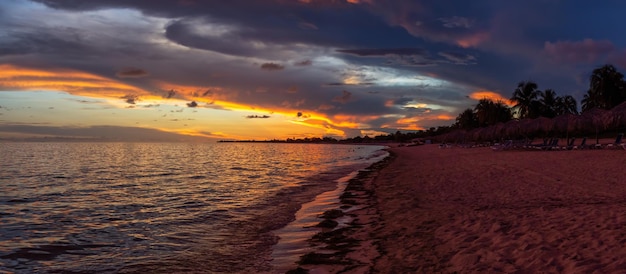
474,99,512,127
538,89,558,118
555,95,578,115
584,64,626,111
581,92,600,112
454,108,478,130
511,81,540,119
492,100,513,124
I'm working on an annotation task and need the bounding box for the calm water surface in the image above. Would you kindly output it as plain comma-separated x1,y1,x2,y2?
0,142,386,273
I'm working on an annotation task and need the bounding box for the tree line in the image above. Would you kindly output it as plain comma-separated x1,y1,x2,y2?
453,64,626,131
222,64,626,143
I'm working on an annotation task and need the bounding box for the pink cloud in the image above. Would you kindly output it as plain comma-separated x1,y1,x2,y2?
456,31,490,48
543,39,615,64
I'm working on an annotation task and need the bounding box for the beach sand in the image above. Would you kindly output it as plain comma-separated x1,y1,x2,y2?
293,142,626,273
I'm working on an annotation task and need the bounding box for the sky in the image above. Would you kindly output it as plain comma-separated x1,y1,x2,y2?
2,0,626,141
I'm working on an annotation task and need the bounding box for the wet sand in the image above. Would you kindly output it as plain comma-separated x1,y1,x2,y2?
293,142,626,273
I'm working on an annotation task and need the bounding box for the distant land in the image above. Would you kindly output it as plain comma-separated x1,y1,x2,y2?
0,125,214,142
0,124,436,143
218,131,432,144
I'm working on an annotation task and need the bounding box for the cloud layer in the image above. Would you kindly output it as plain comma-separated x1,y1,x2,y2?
3,0,626,139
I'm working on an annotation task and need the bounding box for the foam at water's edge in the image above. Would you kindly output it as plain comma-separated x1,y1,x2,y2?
270,149,389,272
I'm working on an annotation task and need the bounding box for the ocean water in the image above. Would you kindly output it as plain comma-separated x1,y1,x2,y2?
0,142,387,273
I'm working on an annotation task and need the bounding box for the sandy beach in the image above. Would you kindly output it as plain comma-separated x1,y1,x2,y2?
294,142,626,273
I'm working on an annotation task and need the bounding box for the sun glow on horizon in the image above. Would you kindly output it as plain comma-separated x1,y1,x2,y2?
0,65,372,139
0,64,458,140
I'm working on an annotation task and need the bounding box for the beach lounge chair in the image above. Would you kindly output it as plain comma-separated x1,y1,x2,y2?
521,138,534,149
526,138,547,150
549,138,560,150
571,137,587,150
491,140,513,151
565,137,576,150
439,143,453,149
539,138,559,150
605,133,625,149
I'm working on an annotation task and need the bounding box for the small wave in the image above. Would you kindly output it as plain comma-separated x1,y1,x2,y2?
6,197,35,204
230,166,255,171
123,172,176,179
0,243,116,261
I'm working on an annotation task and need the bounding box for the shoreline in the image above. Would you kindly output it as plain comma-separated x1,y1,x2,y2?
284,150,396,273
287,142,626,273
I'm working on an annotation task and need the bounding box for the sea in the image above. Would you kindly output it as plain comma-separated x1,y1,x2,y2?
0,142,388,273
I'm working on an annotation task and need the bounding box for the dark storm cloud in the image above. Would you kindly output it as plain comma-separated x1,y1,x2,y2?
116,67,149,78
163,19,263,58
337,48,428,57
12,0,626,134
69,99,101,104
438,51,476,65
33,0,413,54
164,90,176,99
332,90,352,104
121,94,138,104
439,16,474,29
392,97,414,106
294,60,312,66
324,82,374,87
246,115,271,119
357,0,494,45
403,106,433,114
337,48,476,67
0,30,90,57
260,63,285,71
201,90,212,97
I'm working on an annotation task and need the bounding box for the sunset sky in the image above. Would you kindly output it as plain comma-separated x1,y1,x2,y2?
2,0,626,141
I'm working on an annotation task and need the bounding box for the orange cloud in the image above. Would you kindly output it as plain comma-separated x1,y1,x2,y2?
391,117,425,131
331,114,381,128
0,64,153,99
469,90,514,106
289,119,346,137
436,114,455,120
390,111,454,131
361,129,389,137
